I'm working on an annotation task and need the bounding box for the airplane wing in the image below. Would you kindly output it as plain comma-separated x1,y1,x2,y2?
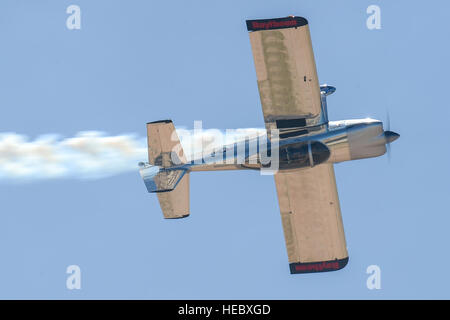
248,17,348,273
247,16,325,137
274,164,348,273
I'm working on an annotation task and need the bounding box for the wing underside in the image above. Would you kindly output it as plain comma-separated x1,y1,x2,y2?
248,17,347,273
247,16,325,137
274,164,348,274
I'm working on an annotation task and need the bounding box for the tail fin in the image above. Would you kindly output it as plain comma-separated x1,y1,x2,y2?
142,120,190,219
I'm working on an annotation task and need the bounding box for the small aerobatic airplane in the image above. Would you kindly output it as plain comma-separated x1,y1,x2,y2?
139,16,399,274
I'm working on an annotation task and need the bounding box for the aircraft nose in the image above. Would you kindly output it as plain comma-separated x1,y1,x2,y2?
384,131,400,144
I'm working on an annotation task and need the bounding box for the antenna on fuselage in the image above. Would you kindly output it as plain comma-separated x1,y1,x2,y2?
320,84,336,126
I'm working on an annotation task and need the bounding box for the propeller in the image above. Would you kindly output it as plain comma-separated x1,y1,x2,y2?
384,111,400,162
386,111,391,162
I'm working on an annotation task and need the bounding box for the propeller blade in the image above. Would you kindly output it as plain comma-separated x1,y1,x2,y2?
387,142,391,163
386,110,391,132
384,111,400,162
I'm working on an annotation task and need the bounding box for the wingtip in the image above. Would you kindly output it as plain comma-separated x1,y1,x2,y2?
165,214,190,220
147,119,172,125
246,16,308,32
289,257,349,274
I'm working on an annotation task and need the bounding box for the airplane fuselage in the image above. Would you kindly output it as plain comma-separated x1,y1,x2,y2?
184,118,398,173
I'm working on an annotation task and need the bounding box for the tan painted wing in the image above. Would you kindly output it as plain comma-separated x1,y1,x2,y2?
248,17,324,134
274,164,349,273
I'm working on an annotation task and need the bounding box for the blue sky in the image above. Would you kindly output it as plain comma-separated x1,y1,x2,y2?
0,0,448,299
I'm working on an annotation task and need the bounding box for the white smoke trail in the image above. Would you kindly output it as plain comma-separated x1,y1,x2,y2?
0,128,266,181
0,131,147,181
